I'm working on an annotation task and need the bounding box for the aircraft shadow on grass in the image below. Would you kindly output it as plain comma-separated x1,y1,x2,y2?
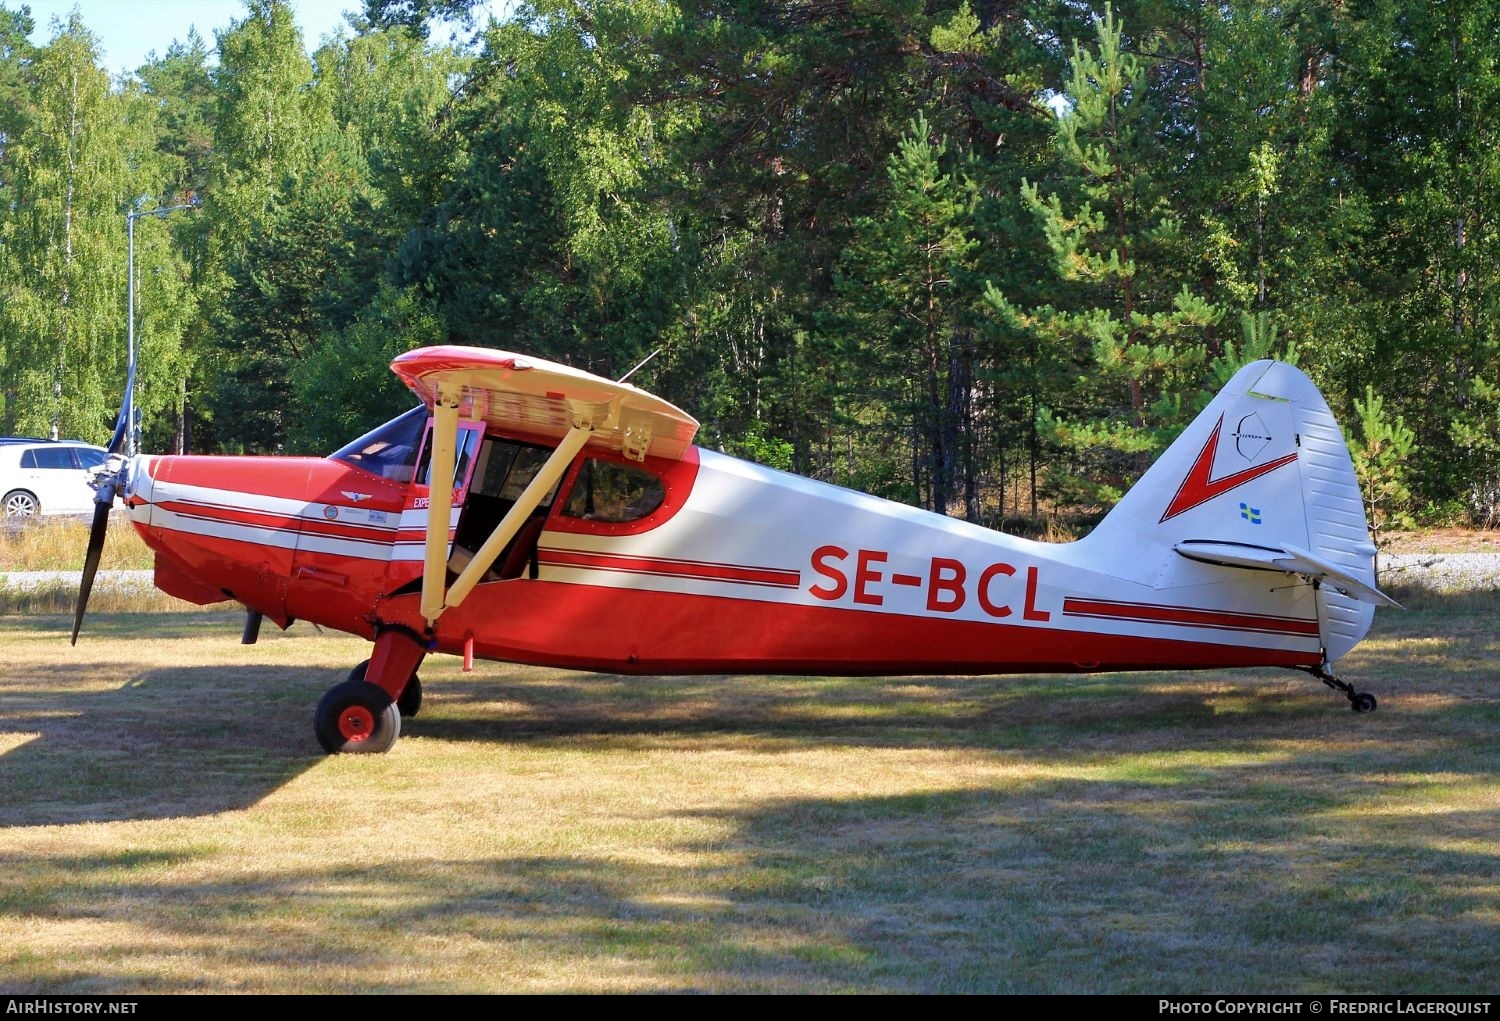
0,658,333,828
0,660,1303,827
2,604,1493,830
2,614,1494,993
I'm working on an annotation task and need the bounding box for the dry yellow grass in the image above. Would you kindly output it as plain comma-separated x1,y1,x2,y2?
0,595,1496,993
0,514,154,572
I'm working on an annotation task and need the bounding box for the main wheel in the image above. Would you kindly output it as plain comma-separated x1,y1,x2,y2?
3,490,38,518
347,659,423,719
314,679,400,754
1351,692,1378,713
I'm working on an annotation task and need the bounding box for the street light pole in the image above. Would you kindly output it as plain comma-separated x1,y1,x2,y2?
125,201,195,457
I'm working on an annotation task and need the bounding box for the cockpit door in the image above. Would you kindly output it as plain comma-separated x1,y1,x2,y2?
448,436,568,582
398,418,485,568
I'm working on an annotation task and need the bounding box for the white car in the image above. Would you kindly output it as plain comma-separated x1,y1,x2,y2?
0,438,110,517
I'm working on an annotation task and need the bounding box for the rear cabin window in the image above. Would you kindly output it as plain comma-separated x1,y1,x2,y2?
562,459,665,523
330,406,426,481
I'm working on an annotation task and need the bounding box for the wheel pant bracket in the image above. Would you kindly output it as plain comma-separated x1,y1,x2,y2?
365,624,428,701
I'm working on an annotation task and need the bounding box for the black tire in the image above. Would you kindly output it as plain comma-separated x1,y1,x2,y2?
397,675,423,718
1351,692,1378,713
314,679,400,754
3,490,39,518
347,658,423,719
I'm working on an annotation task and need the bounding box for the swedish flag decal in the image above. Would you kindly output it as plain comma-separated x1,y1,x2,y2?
1239,502,1262,525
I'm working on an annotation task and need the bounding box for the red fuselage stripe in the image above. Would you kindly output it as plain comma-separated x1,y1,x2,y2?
155,498,414,545
406,580,1323,675
157,499,301,533
538,547,801,589
1061,596,1320,637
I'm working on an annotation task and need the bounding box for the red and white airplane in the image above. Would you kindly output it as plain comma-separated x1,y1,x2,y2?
74,348,1396,753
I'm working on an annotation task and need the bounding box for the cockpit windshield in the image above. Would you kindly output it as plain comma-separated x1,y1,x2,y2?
330,405,428,481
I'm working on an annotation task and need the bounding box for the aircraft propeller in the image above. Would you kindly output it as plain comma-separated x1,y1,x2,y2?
71,343,137,646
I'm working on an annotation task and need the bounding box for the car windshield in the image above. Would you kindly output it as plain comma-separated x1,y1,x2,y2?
329,406,428,481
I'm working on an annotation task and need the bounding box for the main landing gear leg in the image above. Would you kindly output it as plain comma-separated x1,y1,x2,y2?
1299,662,1378,713
313,625,429,754
360,625,427,716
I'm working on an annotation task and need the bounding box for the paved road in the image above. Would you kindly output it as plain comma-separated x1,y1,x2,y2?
1381,553,1500,592
0,570,155,592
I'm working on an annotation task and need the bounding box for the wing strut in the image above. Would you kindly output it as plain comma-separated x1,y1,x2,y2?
419,388,462,624
419,396,602,628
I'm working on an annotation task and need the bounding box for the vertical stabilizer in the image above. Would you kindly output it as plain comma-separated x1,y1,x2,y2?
1082,361,1379,663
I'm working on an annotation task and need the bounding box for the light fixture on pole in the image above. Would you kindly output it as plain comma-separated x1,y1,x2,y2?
125,199,197,457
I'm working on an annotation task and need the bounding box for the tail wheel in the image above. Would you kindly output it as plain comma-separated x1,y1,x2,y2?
348,658,423,719
3,490,39,517
314,679,400,754
1302,664,1380,715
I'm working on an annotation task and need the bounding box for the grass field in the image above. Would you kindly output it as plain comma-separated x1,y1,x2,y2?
0,516,153,573
0,587,1496,994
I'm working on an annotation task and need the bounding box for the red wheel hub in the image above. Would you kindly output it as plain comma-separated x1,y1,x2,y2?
338,705,376,742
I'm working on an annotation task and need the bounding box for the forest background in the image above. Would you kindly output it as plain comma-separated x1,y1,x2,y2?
2,0,1496,536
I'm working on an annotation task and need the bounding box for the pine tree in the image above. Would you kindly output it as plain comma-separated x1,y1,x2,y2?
200,0,326,451
985,4,1222,511
840,115,981,516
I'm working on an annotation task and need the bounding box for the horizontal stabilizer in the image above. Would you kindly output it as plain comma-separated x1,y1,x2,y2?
1174,539,1401,608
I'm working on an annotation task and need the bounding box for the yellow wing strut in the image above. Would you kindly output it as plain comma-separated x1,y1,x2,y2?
419,389,461,624
419,397,604,628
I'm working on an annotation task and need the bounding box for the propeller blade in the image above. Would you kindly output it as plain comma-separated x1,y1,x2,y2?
84,278,138,637
71,487,115,646
106,354,136,455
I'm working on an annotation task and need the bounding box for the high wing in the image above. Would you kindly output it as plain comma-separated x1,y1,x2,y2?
389,346,700,626
391,346,699,462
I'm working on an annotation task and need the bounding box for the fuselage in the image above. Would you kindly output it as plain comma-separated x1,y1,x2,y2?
121,411,1325,677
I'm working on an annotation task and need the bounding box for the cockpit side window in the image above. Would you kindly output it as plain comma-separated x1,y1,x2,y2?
562,459,665,523
330,406,427,481
469,439,562,506
450,437,562,563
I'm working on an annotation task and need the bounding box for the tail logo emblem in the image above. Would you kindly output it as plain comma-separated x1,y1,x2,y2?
1232,413,1272,460
1160,415,1298,523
